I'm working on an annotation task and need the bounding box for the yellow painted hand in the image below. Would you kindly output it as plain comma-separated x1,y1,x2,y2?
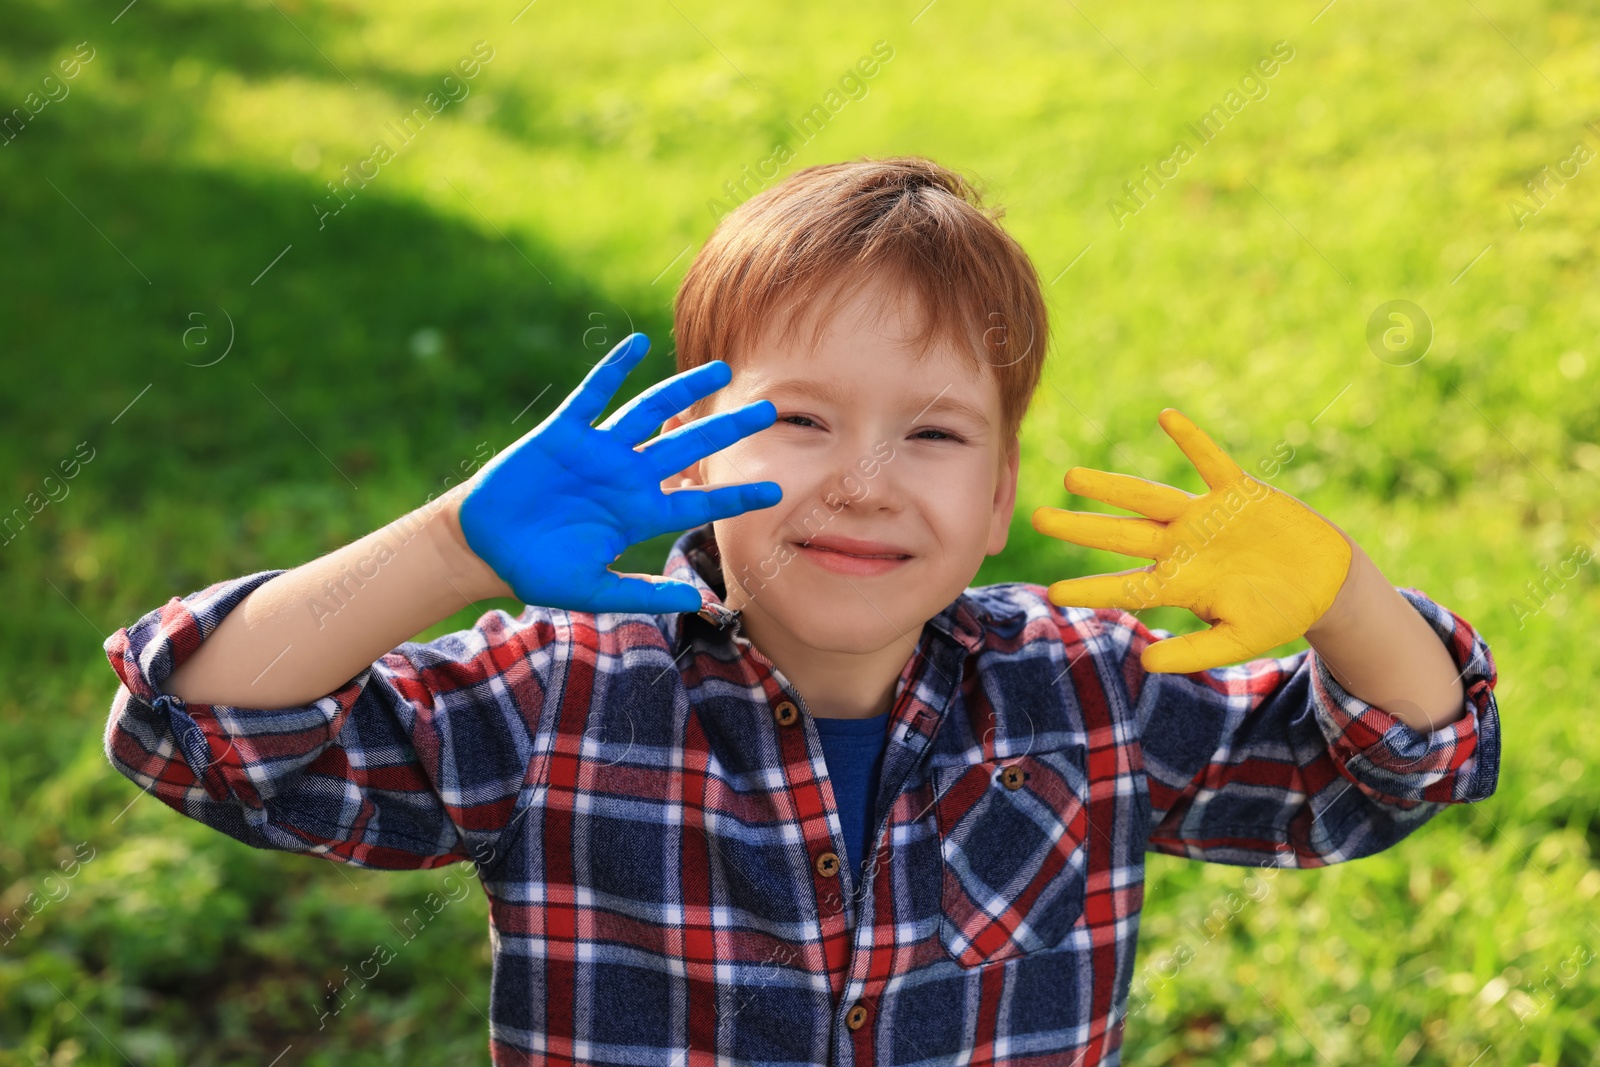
1030,408,1353,674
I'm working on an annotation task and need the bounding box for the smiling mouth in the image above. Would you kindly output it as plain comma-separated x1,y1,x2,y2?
795,541,912,560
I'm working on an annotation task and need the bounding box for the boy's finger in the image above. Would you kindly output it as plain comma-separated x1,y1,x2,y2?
599,360,733,445
1140,622,1251,674
641,400,776,478
1043,571,1167,611
560,332,652,427
585,571,704,615
1158,408,1245,491
1063,466,1191,522
660,480,783,531
1032,505,1165,558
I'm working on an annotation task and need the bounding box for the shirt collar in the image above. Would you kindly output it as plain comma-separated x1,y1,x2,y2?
659,523,1008,656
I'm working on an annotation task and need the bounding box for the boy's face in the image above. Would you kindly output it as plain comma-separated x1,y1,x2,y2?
660,274,1021,656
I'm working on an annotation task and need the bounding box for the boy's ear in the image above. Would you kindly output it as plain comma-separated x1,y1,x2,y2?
657,413,703,490
986,437,1022,556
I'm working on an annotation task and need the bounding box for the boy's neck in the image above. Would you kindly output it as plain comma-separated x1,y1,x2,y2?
731,601,917,720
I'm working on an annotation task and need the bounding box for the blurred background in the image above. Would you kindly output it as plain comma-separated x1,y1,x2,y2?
2,0,1596,1063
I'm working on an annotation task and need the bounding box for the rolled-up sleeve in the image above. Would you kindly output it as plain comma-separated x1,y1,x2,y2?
1307,587,1499,807
1110,585,1500,868
103,570,555,872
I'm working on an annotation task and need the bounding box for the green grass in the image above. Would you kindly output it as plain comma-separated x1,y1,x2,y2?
2,0,1597,1062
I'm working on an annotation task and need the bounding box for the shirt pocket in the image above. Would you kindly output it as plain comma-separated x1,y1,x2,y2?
932,747,1091,967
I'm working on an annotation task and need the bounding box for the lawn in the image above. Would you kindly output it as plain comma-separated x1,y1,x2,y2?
2,0,1597,1063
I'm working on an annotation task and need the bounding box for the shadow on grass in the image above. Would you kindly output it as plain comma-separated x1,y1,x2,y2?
1,12,692,1061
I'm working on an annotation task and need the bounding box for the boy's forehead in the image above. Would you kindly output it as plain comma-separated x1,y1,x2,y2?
713,272,1005,428
744,268,951,354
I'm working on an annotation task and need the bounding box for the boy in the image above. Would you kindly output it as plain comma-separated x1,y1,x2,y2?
103,156,1500,1065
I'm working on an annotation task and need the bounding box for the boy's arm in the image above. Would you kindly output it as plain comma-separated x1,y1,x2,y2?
163,332,780,711
162,483,505,710
1102,579,1499,867
104,562,554,871
1034,408,1499,866
103,333,783,870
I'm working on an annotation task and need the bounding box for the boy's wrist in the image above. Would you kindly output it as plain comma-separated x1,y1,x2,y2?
1304,530,1366,639
417,483,515,605
1302,542,1468,731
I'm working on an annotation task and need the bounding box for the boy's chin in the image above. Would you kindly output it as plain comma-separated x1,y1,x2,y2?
749,590,937,655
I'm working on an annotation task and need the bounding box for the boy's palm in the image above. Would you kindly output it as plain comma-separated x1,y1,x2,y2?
459,333,782,614
1031,408,1351,674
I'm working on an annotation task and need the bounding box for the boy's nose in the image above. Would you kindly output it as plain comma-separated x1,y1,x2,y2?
816,438,901,511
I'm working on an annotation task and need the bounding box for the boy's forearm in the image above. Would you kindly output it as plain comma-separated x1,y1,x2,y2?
1303,538,1466,732
163,484,511,710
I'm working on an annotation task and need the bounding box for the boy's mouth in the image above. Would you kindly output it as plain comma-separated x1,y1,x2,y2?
792,535,912,560
790,535,914,576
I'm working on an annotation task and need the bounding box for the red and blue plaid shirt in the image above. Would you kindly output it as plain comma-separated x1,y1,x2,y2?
103,521,1500,1065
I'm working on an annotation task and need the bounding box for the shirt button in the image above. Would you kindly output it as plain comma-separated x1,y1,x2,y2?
773,700,799,726
1000,764,1027,790
815,851,840,877
845,1002,869,1030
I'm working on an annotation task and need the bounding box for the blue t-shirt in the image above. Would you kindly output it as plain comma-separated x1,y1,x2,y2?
811,711,893,883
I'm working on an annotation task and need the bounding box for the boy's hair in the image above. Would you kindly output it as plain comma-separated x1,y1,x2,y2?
672,155,1049,445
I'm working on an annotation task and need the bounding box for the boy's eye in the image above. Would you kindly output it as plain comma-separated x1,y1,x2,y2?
778,415,964,443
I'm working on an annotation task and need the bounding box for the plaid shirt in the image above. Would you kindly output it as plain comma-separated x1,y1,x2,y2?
103,522,1501,1066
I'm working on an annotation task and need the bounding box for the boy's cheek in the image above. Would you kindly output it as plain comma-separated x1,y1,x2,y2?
707,441,804,490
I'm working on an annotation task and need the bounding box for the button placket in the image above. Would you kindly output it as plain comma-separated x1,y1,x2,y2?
772,685,860,909
767,681,862,971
